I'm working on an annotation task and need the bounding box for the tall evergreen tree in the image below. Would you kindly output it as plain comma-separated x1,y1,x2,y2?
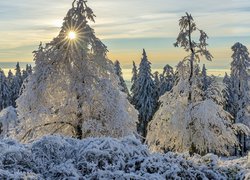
130,61,138,104
114,60,130,96
7,70,15,107
12,62,23,106
230,43,250,119
229,42,250,154
0,70,10,110
153,71,161,100
223,73,233,112
201,64,208,91
159,64,174,96
22,64,32,80
133,49,156,139
15,62,22,78
27,65,33,74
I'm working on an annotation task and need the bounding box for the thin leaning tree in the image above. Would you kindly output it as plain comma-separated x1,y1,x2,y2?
15,0,138,142
173,13,213,102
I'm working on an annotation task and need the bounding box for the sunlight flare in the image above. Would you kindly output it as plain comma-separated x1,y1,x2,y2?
68,31,77,40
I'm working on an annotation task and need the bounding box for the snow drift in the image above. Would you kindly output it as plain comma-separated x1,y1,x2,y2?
0,135,248,179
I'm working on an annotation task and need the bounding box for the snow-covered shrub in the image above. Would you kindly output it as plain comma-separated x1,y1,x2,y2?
146,73,248,155
0,135,247,179
0,106,18,137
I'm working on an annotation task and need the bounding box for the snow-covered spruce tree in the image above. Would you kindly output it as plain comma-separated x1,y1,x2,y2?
7,70,15,106
146,13,247,155
0,70,11,110
10,62,23,107
22,68,28,81
15,62,23,84
15,0,137,142
159,64,175,96
27,65,33,74
223,73,234,113
130,61,138,104
228,42,250,154
153,71,161,100
132,49,156,139
7,70,22,108
230,43,250,122
15,62,21,77
114,60,130,96
22,64,32,81
201,64,211,91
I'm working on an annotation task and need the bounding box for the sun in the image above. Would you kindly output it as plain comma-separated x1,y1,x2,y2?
68,31,77,40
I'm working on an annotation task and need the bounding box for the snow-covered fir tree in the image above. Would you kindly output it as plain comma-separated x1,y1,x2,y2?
130,61,138,104
8,62,24,107
22,69,28,81
114,60,130,96
230,43,250,122
226,42,250,154
15,0,137,142
22,64,32,80
15,62,22,78
159,64,174,96
12,78,22,107
146,13,248,155
27,65,33,74
132,49,156,139
153,71,161,100
15,62,23,84
0,70,11,110
223,73,234,113
7,70,15,106
201,64,211,91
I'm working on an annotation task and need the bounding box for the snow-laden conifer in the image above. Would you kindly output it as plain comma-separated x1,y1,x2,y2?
0,70,10,110
159,64,174,96
130,61,138,104
114,60,130,96
226,42,250,154
133,49,156,138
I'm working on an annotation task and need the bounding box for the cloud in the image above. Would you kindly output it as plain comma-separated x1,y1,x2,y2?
1,0,250,63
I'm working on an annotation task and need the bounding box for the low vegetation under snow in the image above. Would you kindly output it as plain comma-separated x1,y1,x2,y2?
0,135,248,179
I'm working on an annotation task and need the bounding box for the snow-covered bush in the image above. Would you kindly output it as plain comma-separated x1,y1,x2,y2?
0,135,247,179
0,106,18,138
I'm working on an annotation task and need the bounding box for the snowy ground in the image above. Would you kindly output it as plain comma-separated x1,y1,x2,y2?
0,135,249,179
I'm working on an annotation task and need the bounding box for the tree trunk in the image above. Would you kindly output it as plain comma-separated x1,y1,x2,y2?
75,94,83,139
75,123,83,139
186,13,195,103
239,133,243,156
244,135,246,153
189,143,197,155
188,53,194,102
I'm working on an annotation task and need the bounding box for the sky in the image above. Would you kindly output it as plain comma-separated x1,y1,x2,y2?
1,0,250,77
